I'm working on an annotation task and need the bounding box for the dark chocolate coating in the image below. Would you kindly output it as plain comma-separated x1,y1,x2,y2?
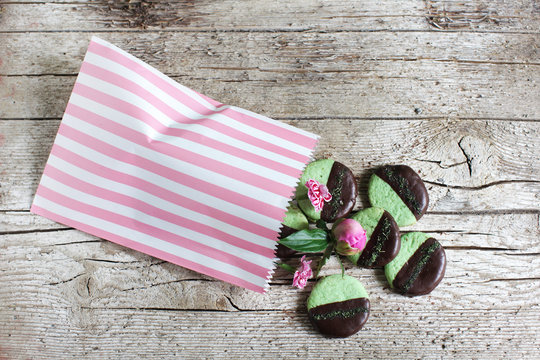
393,237,446,296
276,225,297,258
308,298,370,338
321,161,357,222
375,165,429,220
357,211,401,268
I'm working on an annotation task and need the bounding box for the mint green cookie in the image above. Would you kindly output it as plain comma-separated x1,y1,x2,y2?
384,232,446,296
282,205,309,230
296,159,334,221
347,207,401,268
296,159,357,222
307,274,368,310
368,165,429,227
307,275,370,337
368,175,416,226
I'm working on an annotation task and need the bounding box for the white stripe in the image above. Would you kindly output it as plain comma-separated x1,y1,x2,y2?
229,105,319,140
39,174,274,268
68,92,298,187
76,71,313,157
33,194,267,288
70,86,305,171
90,36,315,142
54,134,282,231
61,114,290,207
47,154,276,250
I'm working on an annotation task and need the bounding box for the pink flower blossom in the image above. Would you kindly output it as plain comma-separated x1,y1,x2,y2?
292,255,313,289
333,219,367,256
305,179,332,212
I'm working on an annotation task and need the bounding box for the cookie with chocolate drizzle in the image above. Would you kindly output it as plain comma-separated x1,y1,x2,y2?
296,159,357,222
368,165,429,226
347,207,401,268
307,274,370,338
384,232,446,296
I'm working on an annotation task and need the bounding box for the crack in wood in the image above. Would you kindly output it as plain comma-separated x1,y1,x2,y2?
120,278,213,292
458,137,473,176
423,179,540,191
0,228,72,236
49,240,102,246
225,295,241,312
485,277,540,283
414,158,467,169
45,272,85,286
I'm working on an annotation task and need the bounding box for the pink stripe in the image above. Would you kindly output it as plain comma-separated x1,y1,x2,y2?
30,204,266,293
56,124,287,221
44,164,275,257
74,70,308,164
64,99,292,198
50,144,278,240
86,42,316,159
66,99,301,178
35,184,270,279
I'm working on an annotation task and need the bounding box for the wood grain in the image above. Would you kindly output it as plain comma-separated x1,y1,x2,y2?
1,307,537,359
1,0,539,32
1,32,538,120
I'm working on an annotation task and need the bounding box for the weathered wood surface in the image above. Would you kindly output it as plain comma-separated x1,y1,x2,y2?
1,0,539,32
1,0,539,359
2,32,539,120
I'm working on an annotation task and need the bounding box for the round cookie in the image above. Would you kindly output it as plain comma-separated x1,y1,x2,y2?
276,205,309,258
368,165,428,227
384,232,446,296
307,274,370,338
296,159,357,222
347,207,401,268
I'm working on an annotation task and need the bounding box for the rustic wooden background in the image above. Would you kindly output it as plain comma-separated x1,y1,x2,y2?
1,0,539,358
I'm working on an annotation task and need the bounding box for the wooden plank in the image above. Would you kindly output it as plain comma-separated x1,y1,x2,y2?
1,213,538,310
0,0,538,32
1,32,538,120
0,306,538,358
1,119,538,211
3,32,539,75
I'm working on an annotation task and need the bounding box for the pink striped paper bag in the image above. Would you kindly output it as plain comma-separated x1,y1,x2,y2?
31,37,318,293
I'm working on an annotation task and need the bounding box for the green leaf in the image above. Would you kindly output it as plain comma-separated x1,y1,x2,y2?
315,243,334,277
278,229,328,253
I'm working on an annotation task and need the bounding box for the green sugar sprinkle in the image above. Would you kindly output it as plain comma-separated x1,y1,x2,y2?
358,216,390,267
384,167,422,215
310,306,369,321
329,168,345,218
401,241,440,294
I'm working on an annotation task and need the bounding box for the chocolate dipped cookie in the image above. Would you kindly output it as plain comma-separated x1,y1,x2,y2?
276,205,309,258
307,274,370,338
347,207,401,268
296,159,357,222
368,165,429,227
384,232,446,296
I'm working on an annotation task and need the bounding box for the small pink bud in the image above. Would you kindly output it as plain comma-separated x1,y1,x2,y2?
292,255,313,289
333,218,367,256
